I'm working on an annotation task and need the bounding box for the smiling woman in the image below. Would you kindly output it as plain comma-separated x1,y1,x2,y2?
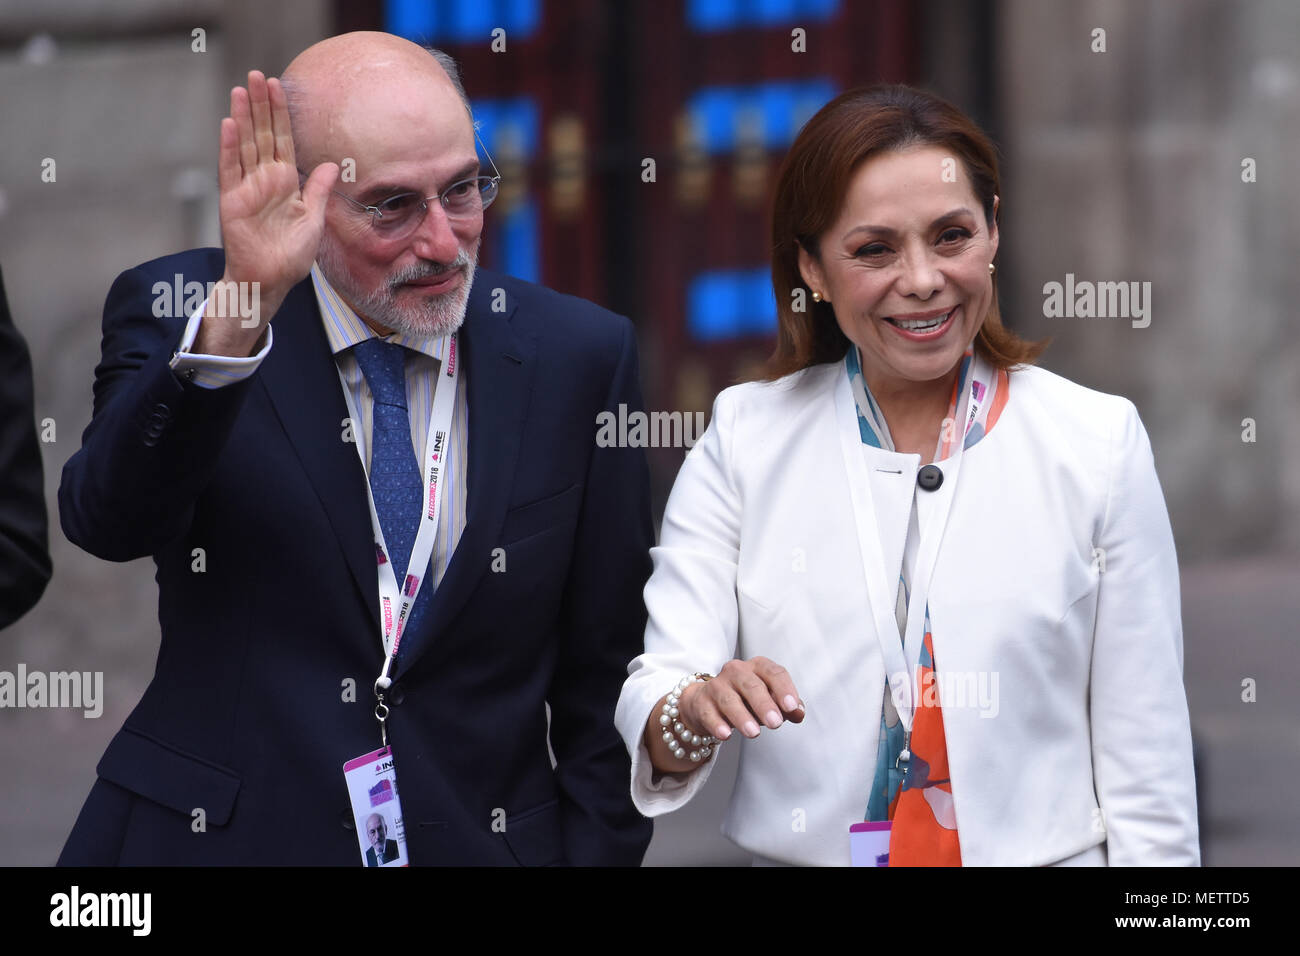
795,143,1002,457
615,84,1200,867
768,86,1046,382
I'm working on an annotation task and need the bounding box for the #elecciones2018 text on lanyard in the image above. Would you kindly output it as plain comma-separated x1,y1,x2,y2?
338,332,459,868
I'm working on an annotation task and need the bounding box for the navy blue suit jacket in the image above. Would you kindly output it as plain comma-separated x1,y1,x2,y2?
0,265,51,628
58,248,654,865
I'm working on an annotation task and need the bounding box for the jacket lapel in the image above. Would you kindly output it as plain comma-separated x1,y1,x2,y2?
258,279,379,632
395,271,536,675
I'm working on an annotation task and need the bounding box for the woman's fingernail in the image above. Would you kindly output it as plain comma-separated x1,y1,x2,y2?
766,710,782,727
783,695,797,711
743,720,760,737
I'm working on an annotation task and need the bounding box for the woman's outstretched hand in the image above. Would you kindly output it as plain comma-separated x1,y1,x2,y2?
645,657,805,774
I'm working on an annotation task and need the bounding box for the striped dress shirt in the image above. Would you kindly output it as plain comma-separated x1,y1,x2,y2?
167,265,470,594
308,264,469,592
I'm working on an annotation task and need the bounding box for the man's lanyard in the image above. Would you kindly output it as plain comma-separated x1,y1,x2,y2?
834,349,992,736
335,333,459,742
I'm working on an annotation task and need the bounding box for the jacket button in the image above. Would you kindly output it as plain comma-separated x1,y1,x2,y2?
155,403,172,420
917,464,944,491
390,684,405,706
340,809,355,830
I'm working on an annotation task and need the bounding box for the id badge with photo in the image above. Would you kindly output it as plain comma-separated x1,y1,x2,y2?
343,746,410,867
849,821,892,867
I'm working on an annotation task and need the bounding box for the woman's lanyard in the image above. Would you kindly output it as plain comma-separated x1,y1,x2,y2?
834,350,991,739
336,333,459,744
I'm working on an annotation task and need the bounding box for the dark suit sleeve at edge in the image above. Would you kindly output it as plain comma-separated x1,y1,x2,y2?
0,267,52,628
59,264,259,563
547,316,655,865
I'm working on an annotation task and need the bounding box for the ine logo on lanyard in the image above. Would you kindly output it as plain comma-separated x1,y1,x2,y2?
339,332,459,868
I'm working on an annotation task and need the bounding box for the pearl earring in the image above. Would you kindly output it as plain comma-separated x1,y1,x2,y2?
812,291,824,302
988,263,996,276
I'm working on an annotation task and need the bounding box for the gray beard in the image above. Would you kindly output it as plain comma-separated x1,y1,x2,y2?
317,240,476,340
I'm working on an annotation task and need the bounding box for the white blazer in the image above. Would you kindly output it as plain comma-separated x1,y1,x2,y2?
615,360,1199,866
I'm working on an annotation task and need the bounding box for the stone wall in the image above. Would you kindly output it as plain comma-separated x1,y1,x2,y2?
996,0,1300,561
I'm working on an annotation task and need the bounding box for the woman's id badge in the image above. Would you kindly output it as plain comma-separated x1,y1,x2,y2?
849,821,891,867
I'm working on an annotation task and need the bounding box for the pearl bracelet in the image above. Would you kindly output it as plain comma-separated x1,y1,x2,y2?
659,674,718,763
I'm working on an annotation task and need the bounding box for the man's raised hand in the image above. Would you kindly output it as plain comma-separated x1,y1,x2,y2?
199,70,338,356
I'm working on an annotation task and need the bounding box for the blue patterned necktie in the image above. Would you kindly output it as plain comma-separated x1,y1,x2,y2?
351,337,430,656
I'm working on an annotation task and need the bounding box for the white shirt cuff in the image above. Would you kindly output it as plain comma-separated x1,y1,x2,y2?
168,296,272,389
624,682,722,817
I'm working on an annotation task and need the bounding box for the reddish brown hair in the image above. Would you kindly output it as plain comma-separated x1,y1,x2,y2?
763,84,1048,380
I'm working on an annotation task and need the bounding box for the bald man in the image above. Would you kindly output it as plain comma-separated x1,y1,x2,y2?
58,33,654,865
